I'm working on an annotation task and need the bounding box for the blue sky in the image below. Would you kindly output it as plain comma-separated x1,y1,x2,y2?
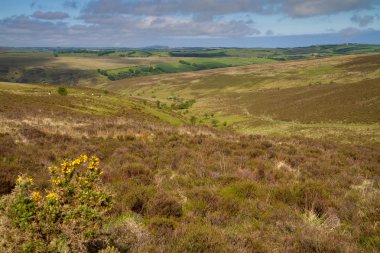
0,0,379,47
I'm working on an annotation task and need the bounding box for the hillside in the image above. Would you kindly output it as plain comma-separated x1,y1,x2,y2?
0,81,379,252
2,0,380,250
102,54,380,146
1,44,380,85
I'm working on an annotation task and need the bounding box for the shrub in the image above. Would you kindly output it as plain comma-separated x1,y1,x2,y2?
0,155,112,252
148,192,183,218
57,86,68,96
105,215,147,253
148,217,177,237
173,99,196,110
190,116,197,125
175,223,228,253
220,181,261,200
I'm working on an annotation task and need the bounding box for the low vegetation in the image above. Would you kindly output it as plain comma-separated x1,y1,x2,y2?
105,53,380,145
0,46,379,252
0,155,112,252
57,86,68,96
0,80,379,252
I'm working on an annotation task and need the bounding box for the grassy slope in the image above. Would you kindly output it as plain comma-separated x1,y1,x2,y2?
102,54,380,145
1,81,379,252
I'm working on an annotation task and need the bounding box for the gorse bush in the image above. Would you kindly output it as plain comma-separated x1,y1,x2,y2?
0,155,113,253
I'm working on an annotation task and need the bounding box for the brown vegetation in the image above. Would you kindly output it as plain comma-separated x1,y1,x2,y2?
1,83,379,252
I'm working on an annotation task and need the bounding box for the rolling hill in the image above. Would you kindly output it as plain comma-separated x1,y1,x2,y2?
0,46,379,252
102,53,380,145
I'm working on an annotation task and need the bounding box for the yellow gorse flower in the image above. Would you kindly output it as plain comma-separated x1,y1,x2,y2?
48,166,58,174
56,155,90,175
61,161,75,174
46,192,59,201
31,191,42,203
51,177,62,185
16,176,33,184
72,158,81,166
88,156,100,171
49,155,102,184
80,154,88,163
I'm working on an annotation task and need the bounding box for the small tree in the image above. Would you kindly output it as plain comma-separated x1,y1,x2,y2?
190,116,197,125
0,155,112,252
57,86,68,96
211,119,219,127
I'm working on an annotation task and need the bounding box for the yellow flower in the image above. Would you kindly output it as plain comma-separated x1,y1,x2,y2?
91,156,100,165
72,158,81,166
31,191,42,203
46,192,59,201
80,154,88,163
51,177,62,185
48,166,58,174
60,160,76,174
88,156,100,171
17,176,33,184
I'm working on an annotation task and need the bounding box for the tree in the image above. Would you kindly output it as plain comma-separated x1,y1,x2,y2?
190,116,197,125
211,119,219,127
57,86,68,96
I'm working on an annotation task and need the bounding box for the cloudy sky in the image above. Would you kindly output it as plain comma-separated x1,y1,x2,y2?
1,0,380,47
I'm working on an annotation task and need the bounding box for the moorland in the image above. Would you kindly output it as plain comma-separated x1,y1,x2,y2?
0,44,379,252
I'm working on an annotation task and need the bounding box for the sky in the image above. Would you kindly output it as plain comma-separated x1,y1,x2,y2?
0,0,380,48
